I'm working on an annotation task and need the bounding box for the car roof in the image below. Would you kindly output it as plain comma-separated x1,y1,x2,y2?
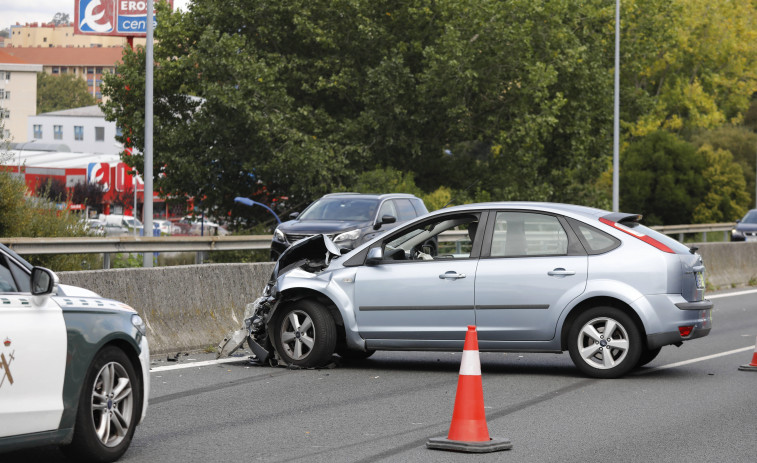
437,202,610,219
320,192,421,200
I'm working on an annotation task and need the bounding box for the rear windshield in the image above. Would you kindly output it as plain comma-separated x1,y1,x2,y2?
299,198,379,221
620,222,692,254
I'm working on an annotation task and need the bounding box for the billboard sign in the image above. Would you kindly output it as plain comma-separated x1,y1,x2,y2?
75,0,172,37
88,162,111,192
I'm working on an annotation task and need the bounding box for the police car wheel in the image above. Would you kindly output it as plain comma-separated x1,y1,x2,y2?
63,346,141,463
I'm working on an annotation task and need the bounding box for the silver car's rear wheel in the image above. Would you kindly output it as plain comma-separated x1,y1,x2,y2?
568,307,641,379
272,300,337,368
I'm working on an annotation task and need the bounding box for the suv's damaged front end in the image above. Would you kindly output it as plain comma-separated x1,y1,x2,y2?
217,234,342,364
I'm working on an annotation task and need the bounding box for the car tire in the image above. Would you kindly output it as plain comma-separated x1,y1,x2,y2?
636,346,662,368
272,300,337,368
62,346,141,463
567,307,642,379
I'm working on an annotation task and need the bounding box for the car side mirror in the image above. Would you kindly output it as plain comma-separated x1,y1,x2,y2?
736,219,741,223
373,214,397,230
366,247,383,265
31,267,56,296
289,212,300,220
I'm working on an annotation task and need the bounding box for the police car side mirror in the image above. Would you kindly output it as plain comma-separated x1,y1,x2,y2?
31,267,56,296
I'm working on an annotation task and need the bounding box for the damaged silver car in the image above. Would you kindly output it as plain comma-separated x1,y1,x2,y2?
220,202,713,379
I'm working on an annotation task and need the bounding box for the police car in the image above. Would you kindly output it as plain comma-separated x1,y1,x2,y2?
0,243,149,462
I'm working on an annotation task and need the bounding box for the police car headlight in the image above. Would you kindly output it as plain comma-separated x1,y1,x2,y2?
274,228,286,242
131,314,147,335
334,229,360,243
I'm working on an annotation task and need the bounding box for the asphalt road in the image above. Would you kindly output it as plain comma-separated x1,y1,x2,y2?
5,288,757,463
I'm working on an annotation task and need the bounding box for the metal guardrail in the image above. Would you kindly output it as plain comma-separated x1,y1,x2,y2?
650,222,735,242
0,223,736,268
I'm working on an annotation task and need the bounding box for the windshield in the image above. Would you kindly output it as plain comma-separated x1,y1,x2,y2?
742,210,757,224
125,217,143,227
298,198,379,221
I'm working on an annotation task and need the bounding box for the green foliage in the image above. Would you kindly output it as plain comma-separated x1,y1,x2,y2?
0,171,93,270
620,131,706,225
37,72,96,114
692,144,751,223
691,126,757,209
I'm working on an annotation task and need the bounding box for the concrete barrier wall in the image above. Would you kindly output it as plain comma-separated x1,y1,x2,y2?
59,263,275,354
56,242,757,354
695,242,757,289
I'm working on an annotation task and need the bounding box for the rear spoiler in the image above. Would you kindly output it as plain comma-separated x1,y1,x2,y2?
600,213,642,224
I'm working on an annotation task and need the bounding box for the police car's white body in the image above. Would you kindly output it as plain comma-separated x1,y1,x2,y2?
0,244,149,462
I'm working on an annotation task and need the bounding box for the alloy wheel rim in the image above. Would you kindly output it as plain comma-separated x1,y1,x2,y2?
576,316,630,370
91,361,134,447
280,310,315,360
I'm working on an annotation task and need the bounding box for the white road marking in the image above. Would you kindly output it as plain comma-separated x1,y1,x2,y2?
151,356,251,372
643,345,756,373
708,288,757,299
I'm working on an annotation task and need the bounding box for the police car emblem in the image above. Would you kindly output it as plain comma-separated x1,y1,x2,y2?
1,338,13,388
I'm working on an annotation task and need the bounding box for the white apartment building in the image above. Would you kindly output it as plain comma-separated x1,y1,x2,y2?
0,50,42,142
27,105,120,154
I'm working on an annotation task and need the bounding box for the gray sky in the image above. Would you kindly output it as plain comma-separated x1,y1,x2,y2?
1,0,190,32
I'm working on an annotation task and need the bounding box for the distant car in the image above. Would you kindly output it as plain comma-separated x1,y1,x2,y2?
177,216,229,236
84,219,106,236
100,214,144,234
246,202,712,379
152,219,181,236
0,243,149,461
270,193,429,260
731,209,757,241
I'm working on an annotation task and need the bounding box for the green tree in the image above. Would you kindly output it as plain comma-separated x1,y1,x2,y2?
623,0,757,136
691,126,757,209
37,73,96,114
620,131,706,225
692,144,751,223
0,171,91,270
102,0,619,222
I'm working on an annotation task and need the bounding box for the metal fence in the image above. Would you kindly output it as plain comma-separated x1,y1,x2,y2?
0,224,736,268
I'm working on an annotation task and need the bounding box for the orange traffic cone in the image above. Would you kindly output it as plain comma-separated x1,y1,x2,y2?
427,325,512,453
738,336,757,371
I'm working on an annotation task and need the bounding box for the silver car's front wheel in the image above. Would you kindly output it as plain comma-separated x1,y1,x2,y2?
568,307,641,379
272,300,337,368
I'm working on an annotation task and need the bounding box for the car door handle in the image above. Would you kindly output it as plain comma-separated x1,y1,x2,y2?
439,271,466,280
548,268,575,276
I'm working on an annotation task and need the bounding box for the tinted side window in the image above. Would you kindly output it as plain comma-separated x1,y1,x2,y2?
567,218,620,255
0,256,19,292
9,257,31,292
411,199,429,216
491,212,568,257
378,200,398,219
394,199,417,221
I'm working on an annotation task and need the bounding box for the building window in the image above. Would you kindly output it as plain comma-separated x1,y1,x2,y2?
60,67,68,74
0,90,4,99
87,79,94,86
54,125,63,140
95,92,102,99
52,66,59,74
33,124,42,139
95,127,105,141
74,126,83,141
4,72,9,80
4,91,9,99
116,127,123,137
87,67,94,74
96,67,103,74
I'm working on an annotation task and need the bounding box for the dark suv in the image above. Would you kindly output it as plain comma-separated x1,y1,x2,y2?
731,209,757,241
270,193,428,260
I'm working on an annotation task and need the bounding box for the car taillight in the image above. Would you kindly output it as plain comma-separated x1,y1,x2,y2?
678,325,694,337
599,217,674,253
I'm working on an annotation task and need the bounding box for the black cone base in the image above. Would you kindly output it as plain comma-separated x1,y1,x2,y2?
426,436,512,453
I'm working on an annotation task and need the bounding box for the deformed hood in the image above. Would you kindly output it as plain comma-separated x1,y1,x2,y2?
272,234,342,279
